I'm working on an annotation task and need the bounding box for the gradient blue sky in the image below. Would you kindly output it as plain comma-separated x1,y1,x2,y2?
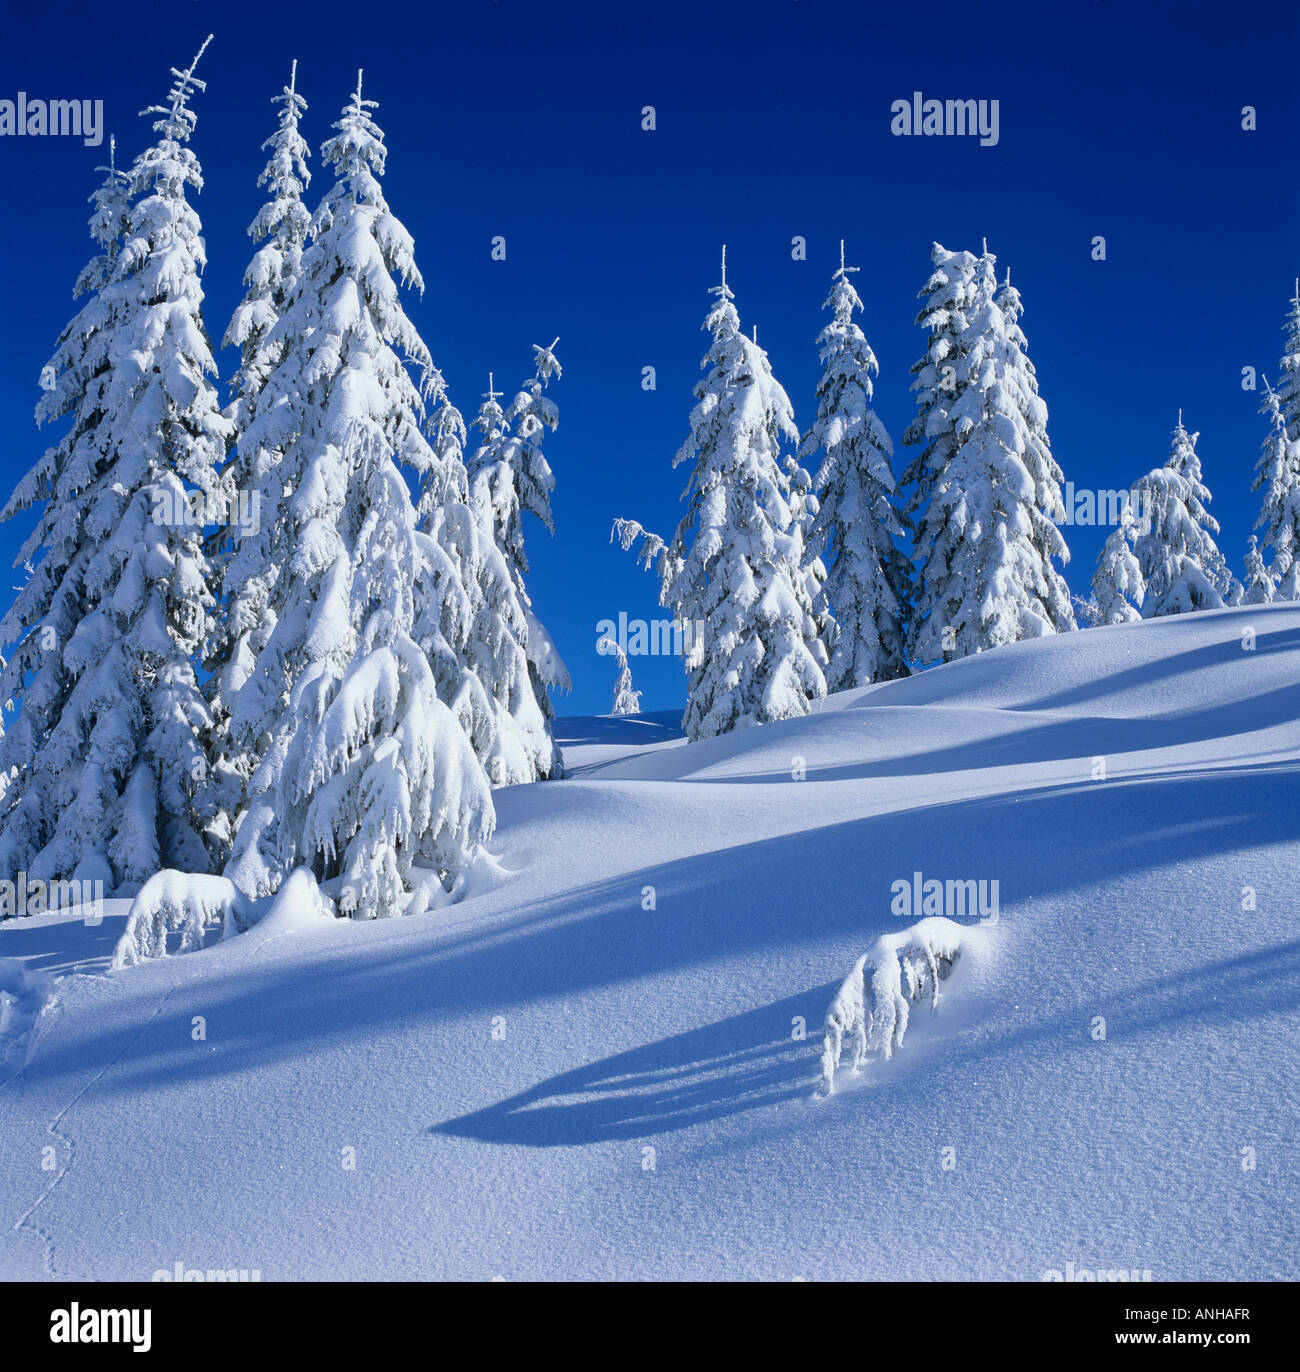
0,0,1295,715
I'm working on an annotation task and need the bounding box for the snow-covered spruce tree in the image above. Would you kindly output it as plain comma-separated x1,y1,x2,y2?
614,249,827,740
415,379,552,787
0,42,229,892
994,266,1075,632
783,454,834,673
469,344,570,777
224,73,492,917
1131,418,1233,617
1091,501,1145,623
800,242,910,689
903,246,1074,664
206,61,312,822
1252,377,1300,601
1271,281,1300,444
1242,535,1277,605
0,143,131,883
599,636,642,715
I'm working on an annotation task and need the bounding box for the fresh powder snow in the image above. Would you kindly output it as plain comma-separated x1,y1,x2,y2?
1,604,1296,1280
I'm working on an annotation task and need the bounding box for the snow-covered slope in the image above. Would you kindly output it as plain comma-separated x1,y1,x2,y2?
2,605,1297,1280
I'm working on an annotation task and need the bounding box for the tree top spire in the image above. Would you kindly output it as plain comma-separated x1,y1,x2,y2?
347,68,378,119
834,238,859,281
141,33,213,139
710,243,734,301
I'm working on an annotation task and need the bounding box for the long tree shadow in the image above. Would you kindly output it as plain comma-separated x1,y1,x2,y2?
432,987,829,1146
433,939,1300,1147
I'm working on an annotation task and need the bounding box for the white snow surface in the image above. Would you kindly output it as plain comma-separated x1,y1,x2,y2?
1,604,1297,1280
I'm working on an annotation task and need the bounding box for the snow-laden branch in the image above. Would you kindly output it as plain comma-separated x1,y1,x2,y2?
819,916,975,1095
610,517,667,571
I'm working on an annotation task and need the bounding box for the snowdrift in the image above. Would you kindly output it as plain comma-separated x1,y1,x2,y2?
1,605,1297,1280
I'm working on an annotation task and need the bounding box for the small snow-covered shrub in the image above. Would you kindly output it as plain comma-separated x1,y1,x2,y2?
819,916,972,1094
112,872,255,967
112,867,337,968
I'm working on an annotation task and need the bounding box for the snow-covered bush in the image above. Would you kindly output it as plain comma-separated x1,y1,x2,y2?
113,871,255,965
113,865,332,967
819,916,973,1094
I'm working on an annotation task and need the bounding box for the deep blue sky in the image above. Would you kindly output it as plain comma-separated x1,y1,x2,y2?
1,0,1295,715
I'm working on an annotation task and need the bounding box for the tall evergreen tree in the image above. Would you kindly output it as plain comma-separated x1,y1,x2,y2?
0,41,228,891
208,60,312,829
599,636,642,716
994,265,1075,633
1091,502,1145,624
800,242,910,689
1242,534,1277,605
470,343,569,776
1131,417,1233,617
1272,281,1300,444
903,245,1073,663
1252,376,1300,601
0,143,132,887
783,453,833,674
417,378,554,786
223,74,492,915
615,249,827,740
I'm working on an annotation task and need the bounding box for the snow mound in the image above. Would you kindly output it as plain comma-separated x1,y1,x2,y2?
0,959,52,1072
